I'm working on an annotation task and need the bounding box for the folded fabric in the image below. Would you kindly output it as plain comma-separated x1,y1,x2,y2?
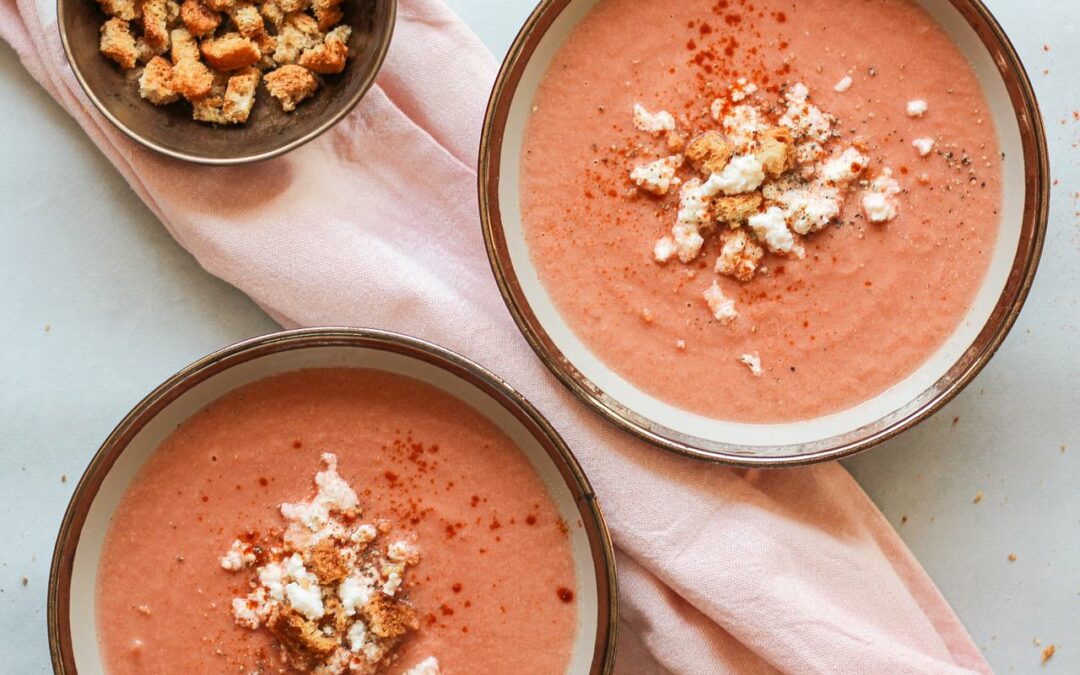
0,0,990,671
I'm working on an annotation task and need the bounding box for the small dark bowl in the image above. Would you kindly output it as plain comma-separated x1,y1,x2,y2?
58,0,396,164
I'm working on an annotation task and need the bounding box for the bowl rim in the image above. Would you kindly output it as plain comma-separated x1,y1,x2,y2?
47,327,619,674
56,0,397,165
478,0,1050,467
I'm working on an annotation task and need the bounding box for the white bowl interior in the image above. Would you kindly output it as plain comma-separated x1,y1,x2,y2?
496,0,1025,451
68,346,603,673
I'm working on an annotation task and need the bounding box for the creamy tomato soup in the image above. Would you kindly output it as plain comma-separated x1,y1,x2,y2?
96,369,578,674
521,0,1002,423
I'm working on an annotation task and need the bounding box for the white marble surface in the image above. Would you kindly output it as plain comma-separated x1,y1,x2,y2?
1,0,1078,672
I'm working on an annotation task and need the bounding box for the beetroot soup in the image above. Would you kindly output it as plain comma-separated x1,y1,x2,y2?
96,369,579,674
520,0,1002,423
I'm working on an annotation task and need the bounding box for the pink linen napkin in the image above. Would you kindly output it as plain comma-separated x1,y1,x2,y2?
2,0,991,672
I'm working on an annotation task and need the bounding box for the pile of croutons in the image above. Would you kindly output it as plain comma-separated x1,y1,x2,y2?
97,0,352,124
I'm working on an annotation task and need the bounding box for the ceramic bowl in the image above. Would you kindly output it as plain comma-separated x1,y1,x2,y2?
57,0,395,164
48,328,617,673
479,0,1049,466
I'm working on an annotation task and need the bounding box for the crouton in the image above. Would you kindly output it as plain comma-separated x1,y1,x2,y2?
140,0,170,50
138,55,179,104
221,67,260,123
364,593,419,640
229,2,264,37
272,11,321,64
171,55,214,99
165,0,181,25
169,26,199,63
715,229,764,282
135,36,168,63
666,130,687,153
97,0,139,21
179,0,220,37
685,131,734,175
712,192,763,224
297,26,348,74
99,18,138,70
266,608,339,672
191,72,229,121
259,0,284,29
264,64,317,111
756,127,796,178
310,0,342,31
201,0,235,11
276,0,308,12
201,33,261,71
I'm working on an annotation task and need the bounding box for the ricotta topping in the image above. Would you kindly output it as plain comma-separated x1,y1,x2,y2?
906,99,929,117
862,169,902,223
912,137,935,157
221,454,427,674
629,78,905,325
738,353,764,377
633,103,676,134
703,281,739,324
630,155,684,195
404,657,443,675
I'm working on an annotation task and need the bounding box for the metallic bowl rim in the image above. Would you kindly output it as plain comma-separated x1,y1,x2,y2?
56,0,397,165
47,327,619,674
478,0,1050,468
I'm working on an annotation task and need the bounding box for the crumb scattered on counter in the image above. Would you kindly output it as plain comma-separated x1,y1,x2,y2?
1008,553,1017,562
61,474,67,483
973,491,983,504
21,577,28,586
1042,644,1056,664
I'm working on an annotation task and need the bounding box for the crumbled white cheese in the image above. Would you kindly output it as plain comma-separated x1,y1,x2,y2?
231,594,263,629
702,154,765,195
259,562,286,601
819,147,869,184
779,83,834,143
906,99,929,117
730,77,758,102
387,541,419,564
722,104,767,149
220,539,255,571
833,75,853,93
350,523,377,544
748,206,797,254
633,103,676,134
403,657,442,675
382,571,403,597
862,169,902,223
339,572,375,616
653,236,676,263
347,621,367,653
283,554,324,620
280,453,360,542
630,155,683,195
670,178,710,262
738,353,763,377
912,137,935,156
773,183,843,235
703,281,738,324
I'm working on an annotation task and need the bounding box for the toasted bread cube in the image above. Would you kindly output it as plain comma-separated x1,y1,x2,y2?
171,55,214,99
140,0,170,50
298,26,348,74
272,11,321,64
276,0,308,12
311,0,343,31
138,55,179,104
191,72,229,122
99,18,138,70
201,0,234,12
179,0,220,37
685,131,734,175
221,67,260,123
166,0,181,25
135,35,168,62
264,64,317,112
756,127,796,178
169,26,199,63
715,229,764,282
98,0,140,20
201,33,261,71
712,192,763,224
259,0,285,29
229,2,264,37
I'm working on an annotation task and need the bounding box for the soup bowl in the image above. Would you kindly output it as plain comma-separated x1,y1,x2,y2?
479,0,1049,466
48,328,617,673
